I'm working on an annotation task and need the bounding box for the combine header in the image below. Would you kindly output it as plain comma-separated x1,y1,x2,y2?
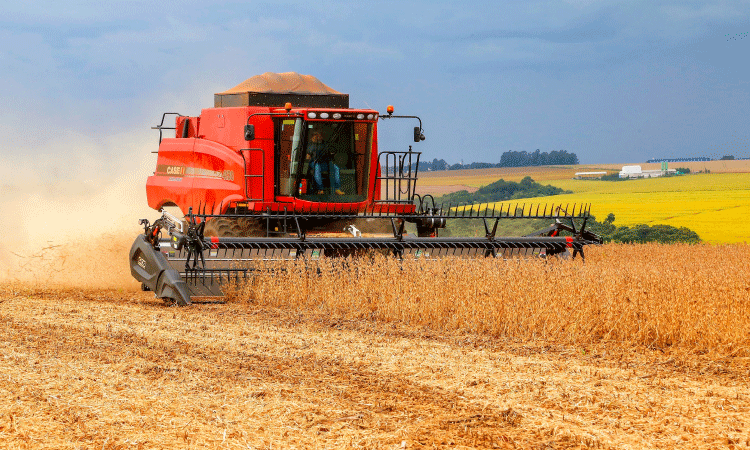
130,72,601,305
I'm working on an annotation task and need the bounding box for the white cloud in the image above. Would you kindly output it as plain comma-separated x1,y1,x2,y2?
661,2,749,22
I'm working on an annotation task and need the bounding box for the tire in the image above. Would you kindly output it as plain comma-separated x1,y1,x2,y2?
203,217,266,238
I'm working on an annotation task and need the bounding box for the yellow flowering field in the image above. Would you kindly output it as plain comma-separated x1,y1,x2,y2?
499,173,750,243
420,165,750,243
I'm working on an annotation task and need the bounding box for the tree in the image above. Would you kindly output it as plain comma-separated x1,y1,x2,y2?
531,149,541,166
431,158,448,171
434,176,571,205
586,214,700,244
611,224,700,244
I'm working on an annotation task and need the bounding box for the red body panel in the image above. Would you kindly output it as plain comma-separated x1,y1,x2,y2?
146,106,416,216
191,138,246,214
146,138,195,213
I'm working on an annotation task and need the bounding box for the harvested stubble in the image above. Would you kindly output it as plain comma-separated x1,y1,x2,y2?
2,244,750,448
3,287,748,449
229,243,750,356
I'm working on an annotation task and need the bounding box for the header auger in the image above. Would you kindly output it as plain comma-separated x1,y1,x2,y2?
129,72,601,305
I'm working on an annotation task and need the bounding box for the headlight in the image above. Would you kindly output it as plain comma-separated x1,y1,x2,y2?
308,112,316,119
356,113,364,120
332,113,341,119
320,112,329,119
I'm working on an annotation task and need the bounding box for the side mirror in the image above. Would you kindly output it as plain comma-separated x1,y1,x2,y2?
413,126,425,142
244,124,255,141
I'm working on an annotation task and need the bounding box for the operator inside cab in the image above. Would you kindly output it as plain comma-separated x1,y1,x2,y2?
276,117,373,202
306,126,344,195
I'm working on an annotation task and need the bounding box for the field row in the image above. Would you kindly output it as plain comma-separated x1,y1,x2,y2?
417,160,750,185
2,242,749,448
229,244,750,356
2,282,748,449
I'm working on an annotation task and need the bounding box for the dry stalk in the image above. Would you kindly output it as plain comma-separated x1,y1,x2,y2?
229,243,750,356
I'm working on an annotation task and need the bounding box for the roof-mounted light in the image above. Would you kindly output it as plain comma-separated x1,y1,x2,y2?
386,105,394,115
332,113,342,119
319,112,329,119
367,114,374,120
284,102,292,113
308,112,317,119
356,113,364,120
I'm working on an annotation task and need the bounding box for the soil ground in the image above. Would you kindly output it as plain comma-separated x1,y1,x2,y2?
1,287,748,449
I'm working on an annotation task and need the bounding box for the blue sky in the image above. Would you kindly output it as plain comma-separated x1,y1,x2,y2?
2,0,749,175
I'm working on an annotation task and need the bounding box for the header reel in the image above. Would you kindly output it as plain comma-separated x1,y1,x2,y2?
130,199,601,305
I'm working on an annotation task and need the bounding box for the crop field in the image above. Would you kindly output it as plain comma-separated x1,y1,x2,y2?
1,241,750,449
512,173,750,243
1,161,748,448
418,162,750,243
417,160,750,187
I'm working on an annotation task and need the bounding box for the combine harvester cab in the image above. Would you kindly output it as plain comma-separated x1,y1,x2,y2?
130,72,602,305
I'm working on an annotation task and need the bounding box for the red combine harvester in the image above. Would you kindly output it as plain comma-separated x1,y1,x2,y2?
130,72,601,305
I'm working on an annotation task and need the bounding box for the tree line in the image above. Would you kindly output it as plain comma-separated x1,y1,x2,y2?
587,213,700,244
416,149,579,171
433,176,570,205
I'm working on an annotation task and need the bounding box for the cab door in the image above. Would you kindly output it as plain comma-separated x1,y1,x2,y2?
274,118,303,200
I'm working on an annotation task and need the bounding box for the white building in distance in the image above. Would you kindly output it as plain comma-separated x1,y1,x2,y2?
573,171,607,179
619,165,676,179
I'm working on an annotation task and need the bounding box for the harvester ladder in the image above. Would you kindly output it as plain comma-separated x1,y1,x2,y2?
241,148,265,202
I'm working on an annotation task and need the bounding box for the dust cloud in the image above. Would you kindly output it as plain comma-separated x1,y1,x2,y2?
0,132,161,290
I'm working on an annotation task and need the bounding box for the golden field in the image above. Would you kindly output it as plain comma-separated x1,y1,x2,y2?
417,159,750,185
2,243,750,448
417,161,750,243
230,244,750,356
1,160,749,448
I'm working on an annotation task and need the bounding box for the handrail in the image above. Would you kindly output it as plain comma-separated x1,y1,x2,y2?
374,147,421,204
151,112,184,144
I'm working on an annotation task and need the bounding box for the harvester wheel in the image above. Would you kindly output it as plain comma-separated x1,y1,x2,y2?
203,217,266,238
236,217,267,236
203,218,235,237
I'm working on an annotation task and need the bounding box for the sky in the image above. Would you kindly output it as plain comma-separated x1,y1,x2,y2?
1,0,749,180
